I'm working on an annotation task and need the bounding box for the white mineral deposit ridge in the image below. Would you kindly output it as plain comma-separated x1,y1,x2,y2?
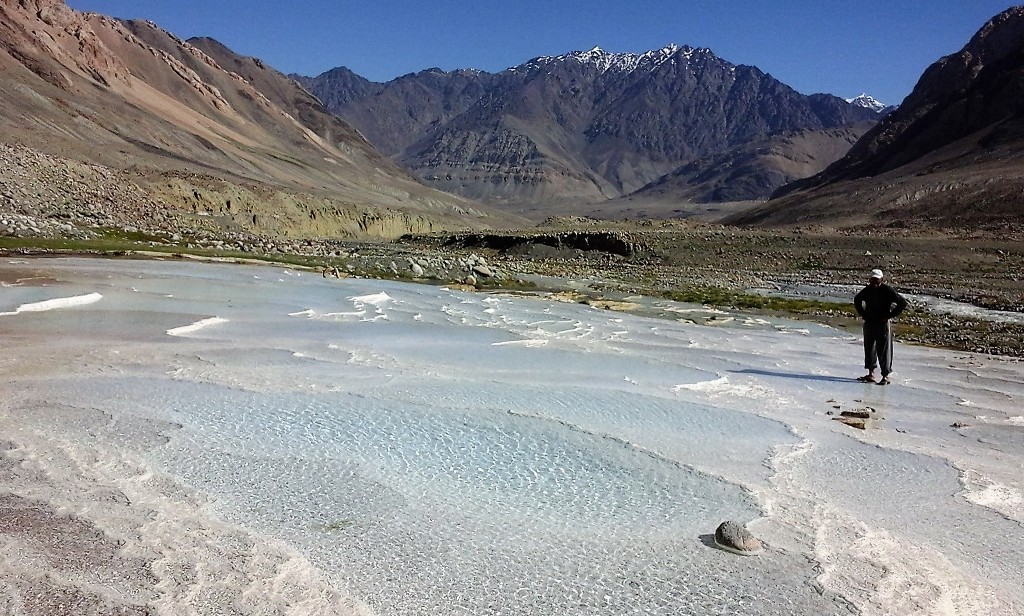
165,316,228,336
1,257,1022,616
0,291,102,315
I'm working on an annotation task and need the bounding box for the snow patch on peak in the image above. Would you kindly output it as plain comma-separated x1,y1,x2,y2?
846,93,887,113
518,44,713,75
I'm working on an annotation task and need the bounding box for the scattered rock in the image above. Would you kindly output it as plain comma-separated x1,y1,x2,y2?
472,264,494,278
840,410,871,419
586,299,643,312
951,422,970,428
713,521,763,556
549,291,586,303
833,417,867,430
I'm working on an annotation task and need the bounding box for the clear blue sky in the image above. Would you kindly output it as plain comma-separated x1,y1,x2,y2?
66,0,1020,106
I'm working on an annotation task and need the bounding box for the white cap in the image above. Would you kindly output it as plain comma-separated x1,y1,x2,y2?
870,269,884,279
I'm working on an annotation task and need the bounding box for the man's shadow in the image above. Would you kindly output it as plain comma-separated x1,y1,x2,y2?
731,368,853,383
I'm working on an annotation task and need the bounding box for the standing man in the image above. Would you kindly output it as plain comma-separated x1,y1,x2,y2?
854,269,908,385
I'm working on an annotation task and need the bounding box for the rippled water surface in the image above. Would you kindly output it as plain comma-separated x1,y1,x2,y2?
3,258,1023,615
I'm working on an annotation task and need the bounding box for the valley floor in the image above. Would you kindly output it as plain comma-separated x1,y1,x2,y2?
4,222,1024,357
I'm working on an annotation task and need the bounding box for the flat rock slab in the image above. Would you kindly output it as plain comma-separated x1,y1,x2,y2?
833,417,868,430
840,410,872,419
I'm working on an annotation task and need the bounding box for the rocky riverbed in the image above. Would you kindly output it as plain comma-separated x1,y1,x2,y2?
5,225,1024,358
3,141,1023,358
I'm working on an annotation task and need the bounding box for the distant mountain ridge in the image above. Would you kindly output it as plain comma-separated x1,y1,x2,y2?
13,0,1010,235
298,44,881,213
515,44,692,75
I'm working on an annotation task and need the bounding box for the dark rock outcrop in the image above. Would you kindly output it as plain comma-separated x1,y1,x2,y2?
441,230,646,258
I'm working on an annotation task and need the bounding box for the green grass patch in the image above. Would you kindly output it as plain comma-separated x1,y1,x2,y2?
475,277,539,291
894,321,927,338
662,285,858,316
0,235,142,253
94,227,169,244
0,235,351,272
0,226,180,253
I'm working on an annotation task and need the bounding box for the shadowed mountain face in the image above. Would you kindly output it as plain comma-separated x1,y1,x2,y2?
299,46,880,211
0,0,511,238
733,6,1024,230
628,125,874,204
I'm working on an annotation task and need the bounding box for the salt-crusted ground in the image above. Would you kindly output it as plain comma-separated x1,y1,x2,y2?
1,257,1022,615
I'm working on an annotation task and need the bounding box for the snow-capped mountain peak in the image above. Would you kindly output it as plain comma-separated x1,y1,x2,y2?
516,44,713,75
846,93,887,113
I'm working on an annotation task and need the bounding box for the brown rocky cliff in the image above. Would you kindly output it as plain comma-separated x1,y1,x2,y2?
0,0,131,87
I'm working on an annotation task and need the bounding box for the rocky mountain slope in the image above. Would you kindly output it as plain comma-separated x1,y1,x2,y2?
0,0,515,239
299,46,881,211
626,124,874,205
733,6,1024,230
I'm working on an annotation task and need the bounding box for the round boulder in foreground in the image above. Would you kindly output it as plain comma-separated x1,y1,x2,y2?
714,521,763,556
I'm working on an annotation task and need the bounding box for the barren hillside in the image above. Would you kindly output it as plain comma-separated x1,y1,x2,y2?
0,0,520,238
